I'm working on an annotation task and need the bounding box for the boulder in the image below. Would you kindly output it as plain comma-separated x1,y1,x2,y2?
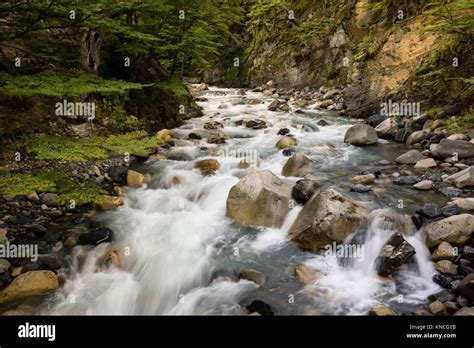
247,99,261,105
238,269,266,286
432,242,456,261
26,192,39,201
429,300,447,315
449,198,474,211
277,128,290,136
203,121,224,130
343,124,378,146
79,225,113,245
444,167,474,188
246,300,274,316
195,159,220,175
294,265,316,285
314,99,334,109
395,150,424,164
156,129,174,141
375,232,416,276
413,180,433,190
226,171,291,228
414,158,437,169
435,260,457,275
425,214,474,248
454,307,474,316
430,139,474,159
374,118,396,138
282,153,312,177
41,193,59,207
276,137,297,149
288,188,368,249
351,174,375,185
292,180,320,204
268,99,280,111
0,271,59,305
95,195,124,210
368,306,396,316
367,114,389,127
245,119,267,130
317,120,330,126
455,273,474,300
108,165,128,183
127,170,149,186
406,130,431,145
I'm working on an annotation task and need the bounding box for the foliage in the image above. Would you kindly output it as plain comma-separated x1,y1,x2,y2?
26,131,161,161
0,173,56,197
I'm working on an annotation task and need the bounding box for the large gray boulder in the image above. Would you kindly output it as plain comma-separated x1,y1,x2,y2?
226,170,291,228
344,124,378,145
424,214,474,248
430,139,474,159
288,188,368,249
444,167,474,188
395,150,424,164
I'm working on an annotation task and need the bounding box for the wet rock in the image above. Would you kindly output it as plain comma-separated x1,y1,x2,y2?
438,187,463,198
127,170,149,186
226,170,291,228
368,114,389,127
351,174,375,185
444,167,474,188
0,271,58,305
454,307,474,316
0,259,11,274
393,128,413,143
41,193,59,207
245,119,267,130
430,139,474,159
102,244,124,268
393,176,420,185
350,184,372,193
203,121,224,130
425,214,474,247
288,188,368,249
268,99,281,111
246,300,274,316
238,269,266,286
195,159,220,176
433,273,453,288
247,99,261,105
456,273,474,300
282,153,312,177
292,180,320,204
317,120,329,126
301,124,319,132
414,180,433,190
108,165,128,183
406,130,431,145
26,192,39,201
188,132,202,140
395,150,424,164
432,242,456,261
368,306,396,316
343,124,378,146
428,289,456,303
436,260,458,275
156,129,174,141
277,128,290,135
276,137,297,149
415,158,437,169
377,160,391,166
314,99,334,109
445,301,459,314
207,132,228,144
375,232,416,276
429,300,447,315
282,147,297,157
294,265,316,285
78,225,113,245
94,196,124,210
441,204,461,217
375,118,397,138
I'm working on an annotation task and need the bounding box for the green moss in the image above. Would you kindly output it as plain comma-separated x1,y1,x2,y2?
0,173,56,198
445,109,474,133
0,71,144,97
26,131,162,162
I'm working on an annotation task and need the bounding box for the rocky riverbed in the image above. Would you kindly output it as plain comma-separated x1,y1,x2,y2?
0,84,473,316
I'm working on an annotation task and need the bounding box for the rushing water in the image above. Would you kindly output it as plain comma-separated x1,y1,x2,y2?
42,87,441,315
